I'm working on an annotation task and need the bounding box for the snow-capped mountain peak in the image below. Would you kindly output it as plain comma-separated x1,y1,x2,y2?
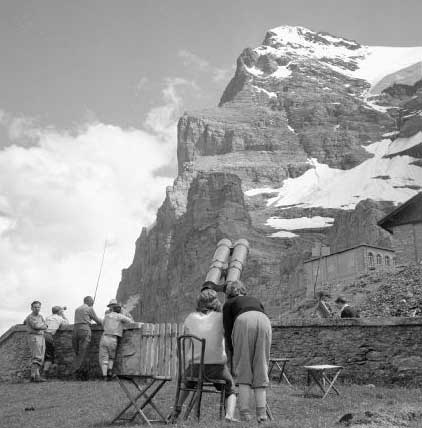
250,25,422,93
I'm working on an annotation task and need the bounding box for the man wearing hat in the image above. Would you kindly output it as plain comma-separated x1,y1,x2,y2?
99,299,133,380
44,306,69,375
72,296,102,380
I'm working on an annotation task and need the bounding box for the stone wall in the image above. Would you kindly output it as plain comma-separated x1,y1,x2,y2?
0,325,108,382
2,318,422,385
272,317,422,386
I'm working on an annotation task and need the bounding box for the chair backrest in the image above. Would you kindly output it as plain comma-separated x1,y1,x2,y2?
177,334,206,382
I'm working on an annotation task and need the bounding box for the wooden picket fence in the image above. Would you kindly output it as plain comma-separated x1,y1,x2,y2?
116,322,184,378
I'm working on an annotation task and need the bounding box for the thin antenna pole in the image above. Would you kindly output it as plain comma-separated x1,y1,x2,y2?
93,240,107,304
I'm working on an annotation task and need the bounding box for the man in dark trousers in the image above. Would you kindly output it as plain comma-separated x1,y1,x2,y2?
335,296,359,318
72,296,102,380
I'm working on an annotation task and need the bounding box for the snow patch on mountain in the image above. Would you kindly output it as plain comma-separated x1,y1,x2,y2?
269,230,298,239
245,65,264,77
267,216,335,230
245,136,422,209
386,131,422,156
270,65,292,79
252,85,277,98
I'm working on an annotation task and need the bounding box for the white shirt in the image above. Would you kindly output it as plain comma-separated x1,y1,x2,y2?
103,312,133,337
45,314,69,334
183,311,227,365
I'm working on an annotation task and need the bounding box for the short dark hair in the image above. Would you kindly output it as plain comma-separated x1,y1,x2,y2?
335,296,347,304
31,301,41,308
83,296,93,304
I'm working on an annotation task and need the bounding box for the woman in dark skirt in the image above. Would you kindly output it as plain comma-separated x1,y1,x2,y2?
223,280,272,423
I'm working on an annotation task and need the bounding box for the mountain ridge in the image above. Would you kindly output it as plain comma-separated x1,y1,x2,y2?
117,25,422,322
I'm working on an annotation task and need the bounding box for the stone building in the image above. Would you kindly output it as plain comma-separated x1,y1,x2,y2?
378,192,422,265
304,244,395,296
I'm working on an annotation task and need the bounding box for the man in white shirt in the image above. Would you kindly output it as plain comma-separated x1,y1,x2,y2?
44,305,69,374
99,299,133,380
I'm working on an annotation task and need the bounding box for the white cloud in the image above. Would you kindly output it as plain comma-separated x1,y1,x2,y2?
178,49,209,71
0,78,187,334
177,49,233,83
144,77,199,139
135,76,149,96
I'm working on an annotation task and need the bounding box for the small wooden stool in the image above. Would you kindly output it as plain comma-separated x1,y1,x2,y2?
303,365,342,399
268,358,292,386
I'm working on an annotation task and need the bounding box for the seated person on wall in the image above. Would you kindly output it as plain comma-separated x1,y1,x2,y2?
44,305,69,375
335,296,360,318
170,287,237,422
99,299,133,380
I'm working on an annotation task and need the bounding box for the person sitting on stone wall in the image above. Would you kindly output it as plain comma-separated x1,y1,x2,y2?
24,301,48,382
44,305,69,376
99,299,133,380
335,296,360,318
170,288,238,423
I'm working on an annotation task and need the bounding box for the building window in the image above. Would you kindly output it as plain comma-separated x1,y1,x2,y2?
368,252,374,268
376,254,382,265
385,255,390,266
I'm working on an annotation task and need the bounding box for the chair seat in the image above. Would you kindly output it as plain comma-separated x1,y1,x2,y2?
152,375,172,381
183,376,226,385
205,379,226,385
270,357,289,362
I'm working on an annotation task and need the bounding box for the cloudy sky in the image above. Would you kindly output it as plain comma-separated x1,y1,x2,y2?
1,0,422,334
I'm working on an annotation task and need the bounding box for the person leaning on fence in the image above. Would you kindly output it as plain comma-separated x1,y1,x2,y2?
223,280,272,423
99,299,133,380
170,287,238,423
24,301,48,382
72,296,102,380
44,305,69,375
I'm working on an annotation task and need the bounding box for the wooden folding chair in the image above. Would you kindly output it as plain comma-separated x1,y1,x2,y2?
172,334,226,421
112,323,180,426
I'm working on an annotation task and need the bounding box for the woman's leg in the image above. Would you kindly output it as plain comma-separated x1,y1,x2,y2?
254,387,267,421
238,384,253,421
225,393,237,420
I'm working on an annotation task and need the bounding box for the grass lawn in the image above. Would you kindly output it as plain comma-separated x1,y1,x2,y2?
1,380,422,428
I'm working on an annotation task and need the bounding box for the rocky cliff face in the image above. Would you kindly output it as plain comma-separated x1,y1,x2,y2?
117,26,422,321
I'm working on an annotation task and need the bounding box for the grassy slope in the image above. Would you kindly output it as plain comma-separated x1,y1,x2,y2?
1,380,422,428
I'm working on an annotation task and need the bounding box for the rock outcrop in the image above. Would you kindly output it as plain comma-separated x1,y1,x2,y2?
117,26,422,322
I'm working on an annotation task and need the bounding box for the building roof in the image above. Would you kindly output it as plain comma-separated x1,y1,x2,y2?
378,192,422,233
303,243,394,264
